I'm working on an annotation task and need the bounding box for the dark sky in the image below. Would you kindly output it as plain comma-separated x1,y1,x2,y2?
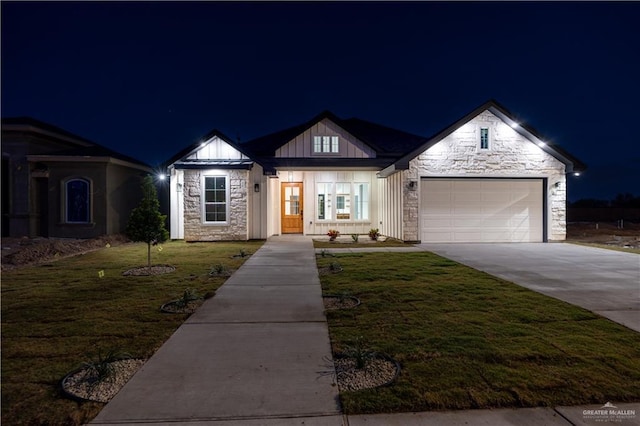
2,1,639,202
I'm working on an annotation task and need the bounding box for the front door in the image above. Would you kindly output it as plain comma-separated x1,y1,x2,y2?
281,182,303,234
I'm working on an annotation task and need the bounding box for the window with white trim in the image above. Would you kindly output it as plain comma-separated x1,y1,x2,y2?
317,183,332,220
203,176,228,223
313,136,339,153
479,127,490,150
335,183,351,220
354,183,369,220
65,178,90,223
316,182,370,221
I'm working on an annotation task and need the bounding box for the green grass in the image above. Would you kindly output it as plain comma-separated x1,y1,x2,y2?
317,252,640,414
1,240,264,426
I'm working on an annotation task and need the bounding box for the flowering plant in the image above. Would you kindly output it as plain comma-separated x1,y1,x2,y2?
368,228,380,240
327,229,340,239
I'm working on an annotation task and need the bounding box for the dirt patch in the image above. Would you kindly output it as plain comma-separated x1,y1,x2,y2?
567,222,640,248
1,235,130,271
122,265,176,276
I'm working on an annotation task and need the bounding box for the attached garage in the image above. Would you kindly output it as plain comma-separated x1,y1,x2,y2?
420,178,545,243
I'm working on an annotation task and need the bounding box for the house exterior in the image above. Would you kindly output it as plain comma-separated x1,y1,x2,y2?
165,100,585,243
1,117,152,238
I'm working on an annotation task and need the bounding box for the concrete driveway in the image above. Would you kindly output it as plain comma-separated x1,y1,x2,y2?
417,243,640,333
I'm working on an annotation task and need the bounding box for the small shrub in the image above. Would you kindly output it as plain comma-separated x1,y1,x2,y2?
330,261,343,272
239,248,247,258
343,337,375,369
351,234,359,242
338,290,352,303
82,349,131,384
175,288,201,308
368,228,380,240
327,229,340,240
209,263,228,276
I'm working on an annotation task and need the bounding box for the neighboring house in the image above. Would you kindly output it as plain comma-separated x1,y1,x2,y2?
165,100,585,243
1,117,151,238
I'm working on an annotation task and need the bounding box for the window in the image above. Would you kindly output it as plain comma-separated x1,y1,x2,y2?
204,176,227,223
480,128,490,150
317,183,332,220
313,136,339,153
354,183,369,220
316,182,370,221
335,183,350,220
66,178,90,223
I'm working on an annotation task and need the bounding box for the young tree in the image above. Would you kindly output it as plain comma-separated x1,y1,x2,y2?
126,175,169,270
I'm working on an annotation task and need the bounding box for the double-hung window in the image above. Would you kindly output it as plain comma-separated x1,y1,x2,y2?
313,136,339,154
204,176,228,223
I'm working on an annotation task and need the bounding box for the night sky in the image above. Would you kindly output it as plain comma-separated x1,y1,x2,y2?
2,1,639,202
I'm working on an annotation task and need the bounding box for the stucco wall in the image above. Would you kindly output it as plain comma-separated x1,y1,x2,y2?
183,169,249,241
405,111,567,241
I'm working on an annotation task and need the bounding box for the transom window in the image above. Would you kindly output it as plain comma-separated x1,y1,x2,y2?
203,176,228,223
65,178,90,223
313,136,339,153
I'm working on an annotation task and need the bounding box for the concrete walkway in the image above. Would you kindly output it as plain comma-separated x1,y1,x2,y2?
92,237,640,425
92,235,342,425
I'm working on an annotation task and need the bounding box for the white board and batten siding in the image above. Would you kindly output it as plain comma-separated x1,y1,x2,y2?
186,136,249,160
275,118,376,158
420,179,544,243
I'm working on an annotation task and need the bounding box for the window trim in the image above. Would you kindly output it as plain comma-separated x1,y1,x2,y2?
312,135,340,155
316,181,370,222
478,126,491,151
63,177,91,224
201,174,230,225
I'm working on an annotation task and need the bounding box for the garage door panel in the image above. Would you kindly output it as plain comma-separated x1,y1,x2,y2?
421,179,543,243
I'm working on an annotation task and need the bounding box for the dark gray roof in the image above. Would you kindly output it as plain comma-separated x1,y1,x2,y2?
164,128,254,169
3,116,150,169
241,110,428,167
165,101,586,175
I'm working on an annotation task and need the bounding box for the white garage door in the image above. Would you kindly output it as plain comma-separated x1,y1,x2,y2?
420,179,543,243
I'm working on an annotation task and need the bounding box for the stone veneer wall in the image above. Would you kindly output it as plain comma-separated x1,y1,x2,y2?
183,169,249,241
404,111,567,242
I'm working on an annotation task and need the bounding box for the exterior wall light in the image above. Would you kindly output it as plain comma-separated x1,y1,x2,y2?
511,122,519,129
254,183,260,192
574,172,581,177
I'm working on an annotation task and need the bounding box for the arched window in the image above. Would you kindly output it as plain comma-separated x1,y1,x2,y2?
65,178,90,223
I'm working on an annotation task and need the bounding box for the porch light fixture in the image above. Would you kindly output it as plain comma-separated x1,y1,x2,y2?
157,174,166,181
254,183,260,192
574,172,581,177
288,171,294,182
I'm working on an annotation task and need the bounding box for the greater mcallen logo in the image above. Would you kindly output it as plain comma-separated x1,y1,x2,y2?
582,402,636,422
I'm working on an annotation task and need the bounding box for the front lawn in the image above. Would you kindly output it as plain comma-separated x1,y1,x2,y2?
1,240,263,426
318,252,640,414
